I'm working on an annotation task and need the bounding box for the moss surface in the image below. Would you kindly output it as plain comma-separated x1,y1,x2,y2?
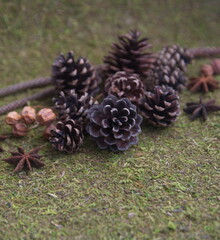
0,0,219,239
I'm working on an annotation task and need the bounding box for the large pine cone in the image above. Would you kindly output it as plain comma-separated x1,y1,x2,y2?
139,86,180,127
105,71,145,105
147,45,192,91
49,119,84,153
53,90,97,124
52,51,99,95
103,30,155,79
86,95,142,151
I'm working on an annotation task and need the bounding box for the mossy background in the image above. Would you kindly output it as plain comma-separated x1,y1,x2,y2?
0,0,220,239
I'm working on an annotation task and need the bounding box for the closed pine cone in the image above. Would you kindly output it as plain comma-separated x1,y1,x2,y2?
147,45,192,91
103,30,155,79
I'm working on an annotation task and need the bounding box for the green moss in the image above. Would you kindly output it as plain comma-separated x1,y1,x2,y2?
0,0,220,239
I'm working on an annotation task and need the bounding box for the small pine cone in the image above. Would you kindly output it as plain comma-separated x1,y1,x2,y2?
6,111,22,125
53,90,97,124
37,108,56,125
139,86,180,127
103,30,155,78
50,119,84,153
21,106,36,124
105,71,145,105
51,51,99,96
86,95,142,151
148,45,192,91
211,59,220,75
12,123,28,136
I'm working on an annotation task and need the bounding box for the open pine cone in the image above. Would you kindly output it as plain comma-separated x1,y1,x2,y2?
105,71,145,105
86,95,142,151
50,119,84,153
103,30,155,79
52,51,99,96
139,86,180,127
53,90,97,124
147,45,192,91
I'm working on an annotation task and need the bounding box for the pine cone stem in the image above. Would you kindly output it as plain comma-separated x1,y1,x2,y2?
0,87,55,115
189,47,220,59
0,77,52,98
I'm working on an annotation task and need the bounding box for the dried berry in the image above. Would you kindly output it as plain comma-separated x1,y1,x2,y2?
21,106,36,124
200,64,214,77
5,111,22,125
37,108,56,125
211,59,220,75
12,123,28,137
43,123,56,140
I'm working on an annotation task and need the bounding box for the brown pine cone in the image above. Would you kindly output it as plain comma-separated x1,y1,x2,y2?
103,30,155,79
49,119,84,153
52,52,100,96
139,86,180,127
105,71,145,104
147,45,192,92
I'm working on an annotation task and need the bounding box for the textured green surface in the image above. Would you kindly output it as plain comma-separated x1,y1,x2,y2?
0,0,220,239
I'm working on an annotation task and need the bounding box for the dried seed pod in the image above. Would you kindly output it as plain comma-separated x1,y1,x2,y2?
37,108,56,125
200,64,214,77
211,59,220,75
21,106,36,124
43,123,56,139
12,123,28,137
5,111,22,125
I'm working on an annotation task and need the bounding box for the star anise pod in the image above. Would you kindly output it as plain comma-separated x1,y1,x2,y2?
3,147,45,172
184,98,220,121
188,74,219,93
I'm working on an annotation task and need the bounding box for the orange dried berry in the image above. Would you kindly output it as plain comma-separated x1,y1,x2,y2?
43,123,56,139
200,64,214,77
12,123,28,137
5,111,22,125
37,108,56,125
21,106,36,124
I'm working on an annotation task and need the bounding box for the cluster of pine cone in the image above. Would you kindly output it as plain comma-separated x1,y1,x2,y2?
49,30,195,153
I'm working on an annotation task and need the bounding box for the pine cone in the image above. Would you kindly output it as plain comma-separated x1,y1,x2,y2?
148,45,192,91
53,90,97,124
139,86,180,127
105,71,145,104
86,95,142,151
103,30,155,78
50,119,84,153
52,51,99,96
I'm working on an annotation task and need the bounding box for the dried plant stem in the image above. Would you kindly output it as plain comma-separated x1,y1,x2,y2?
0,87,55,115
0,77,52,98
189,47,220,59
